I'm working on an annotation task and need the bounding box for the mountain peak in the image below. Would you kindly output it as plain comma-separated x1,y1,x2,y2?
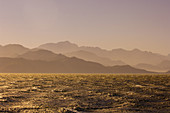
57,41,72,44
18,49,67,61
111,48,127,52
4,44,28,49
0,44,29,57
131,48,142,52
56,41,78,47
38,41,79,53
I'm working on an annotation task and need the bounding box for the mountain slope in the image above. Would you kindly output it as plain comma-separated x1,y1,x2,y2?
0,57,151,73
135,63,162,72
157,60,170,70
0,44,29,57
38,41,170,65
65,50,125,66
38,41,79,53
135,60,170,72
17,49,67,61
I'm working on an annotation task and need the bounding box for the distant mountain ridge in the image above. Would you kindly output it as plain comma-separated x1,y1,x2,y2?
0,44,29,57
135,60,170,72
17,49,67,61
135,63,161,72
0,50,151,73
65,50,126,66
38,41,79,53
38,41,170,66
0,42,169,72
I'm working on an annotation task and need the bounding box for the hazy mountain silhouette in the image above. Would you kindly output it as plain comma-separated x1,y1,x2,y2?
0,42,168,73
38,41,170,65
65,50,126,66
135,63,162,72
38,41,79,53
18,49,67,61
0,44,29,57
0,50,151,73
135,60,170,72
157,60,170,70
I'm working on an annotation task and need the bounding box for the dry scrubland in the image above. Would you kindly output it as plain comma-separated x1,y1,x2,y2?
0,74,169,113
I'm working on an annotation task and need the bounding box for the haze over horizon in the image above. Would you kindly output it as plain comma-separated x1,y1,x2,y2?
0,0,170,55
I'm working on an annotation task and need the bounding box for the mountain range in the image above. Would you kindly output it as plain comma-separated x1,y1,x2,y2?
0,41,170,73
135,60,170,72
0,44,29,57
38,41,170,72
65,50,125,66
38,41,170,65
0,50,150,73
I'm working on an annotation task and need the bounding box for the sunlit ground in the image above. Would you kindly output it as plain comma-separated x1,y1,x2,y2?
0,73,169,112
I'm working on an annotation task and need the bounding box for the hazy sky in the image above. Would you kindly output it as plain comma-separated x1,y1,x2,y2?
0,0,170,55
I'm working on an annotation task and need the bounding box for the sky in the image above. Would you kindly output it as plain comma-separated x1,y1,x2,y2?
0,0,170,55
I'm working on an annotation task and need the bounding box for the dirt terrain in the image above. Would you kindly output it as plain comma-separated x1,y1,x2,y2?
0,74,169,112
